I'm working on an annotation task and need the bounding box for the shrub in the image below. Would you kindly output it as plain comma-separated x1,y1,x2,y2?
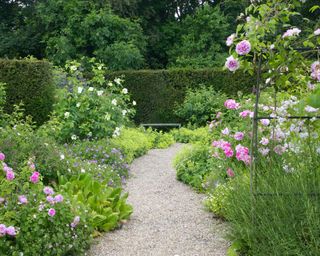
0,59,55,125
170,127,213,145
174,86,227,126
174,145,212,191
0,156,92,255
110,128,154,163
44,60,135,143
107,68,255,123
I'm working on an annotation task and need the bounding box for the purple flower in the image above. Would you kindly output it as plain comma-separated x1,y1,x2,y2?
71,216,80,228
0,224,6,236
260,137,269,146
274,145,286,155
225,56,240,72
43,186,54,195
48,208,56,217
30,171,40,183
311,61,320,82
6,170,15,181
18,195,28,204
54,194,64,203
6,226,16,236
0,152,5,161
224,99,240,110
236,40,251,55
226,34,236,46
46,196,55,204
221,127,230,135
234,132,244,141
260,119,270,126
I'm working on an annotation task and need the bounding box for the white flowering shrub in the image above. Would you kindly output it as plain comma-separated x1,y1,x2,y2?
44,60,136,143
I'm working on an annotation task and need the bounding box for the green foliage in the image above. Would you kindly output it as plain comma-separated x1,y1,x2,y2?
110,128,154,163
0,59,55,125
170,127,213,145
168,5,230,68
58,173,133,234
35,0,146,69
174,86,227,126
174,145,212,191
107,68,254,123
0,159,92,255
146,129,175,149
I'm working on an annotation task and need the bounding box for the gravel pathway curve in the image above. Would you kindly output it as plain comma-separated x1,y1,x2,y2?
89,143,228,256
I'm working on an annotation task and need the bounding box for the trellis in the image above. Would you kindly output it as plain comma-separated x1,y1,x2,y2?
249,47,320,215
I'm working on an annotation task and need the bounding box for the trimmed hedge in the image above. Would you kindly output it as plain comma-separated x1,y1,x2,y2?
107,68,255,123
0,59,55,125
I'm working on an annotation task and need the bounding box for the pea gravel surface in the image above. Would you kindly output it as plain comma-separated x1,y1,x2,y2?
89,143,228,256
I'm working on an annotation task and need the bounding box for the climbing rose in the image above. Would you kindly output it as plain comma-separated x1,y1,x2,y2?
260,119,270,126
18,195,28,204
0,152,5,161
6,226,16,236
43,187,54,195
54,194,64,203
235,145,251,164
274,145,286,155
224,99,240,110
48,208,56,217
30,171,40,183
226,34,236,46
0,224,6,236
234,132,244,141
314,28,320,36
225,56,239,72
311,61,320,81
260,137,269,146
282,28,301,38
6,170,15,181
226,168,235,178
239,110,253,118
236,40,251,55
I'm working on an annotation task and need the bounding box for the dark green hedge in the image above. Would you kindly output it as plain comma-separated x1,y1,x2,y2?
0,59,55,125
107,68,255,123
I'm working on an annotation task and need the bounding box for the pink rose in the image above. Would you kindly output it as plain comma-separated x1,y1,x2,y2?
6,170,15,181
48,208,56,217
6,226,16,236
54,194,64,203
234,132,244,141
43,186,54,195
0,224,6,236
226,168,235,177
18,195,28,204
30,171,40,183
224,148,234,158
225,56,239,72
224,99,240,110
236,40,251,55
0,153,5,161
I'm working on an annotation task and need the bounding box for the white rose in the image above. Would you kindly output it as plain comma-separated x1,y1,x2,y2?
77,87,83,94
122,110,127,116
114,78,122,85
132,100,137,106
97,90,104,96
71,135,77,141
122,88,128,94
88,87,94,91
76,103,81,108
111,99,117,106
64,112,70,118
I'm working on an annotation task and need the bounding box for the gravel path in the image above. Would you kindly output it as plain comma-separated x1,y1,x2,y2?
89,143,228,256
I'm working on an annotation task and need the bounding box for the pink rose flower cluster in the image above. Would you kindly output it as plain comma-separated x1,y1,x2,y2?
44,186,64,206
30,171,40,183
239,110,254,118
235,145,251,165
224,99,240,110
311,61,320,82
212,139,234,158
0,224,16,237
2,161,15,181
282,28,301,38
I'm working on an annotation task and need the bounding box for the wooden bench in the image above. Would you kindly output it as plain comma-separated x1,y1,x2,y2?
141,123,181,128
